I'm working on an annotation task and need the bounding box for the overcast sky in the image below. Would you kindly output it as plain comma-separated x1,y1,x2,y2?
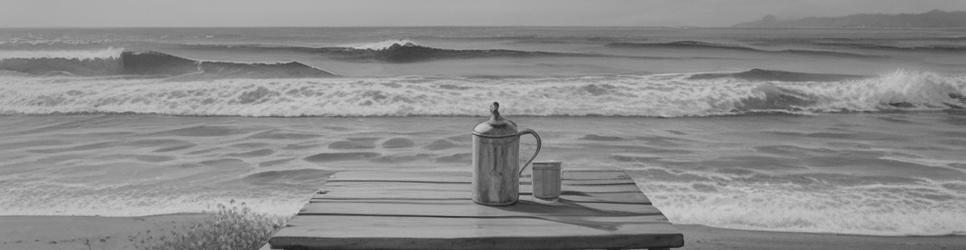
2,0,965,27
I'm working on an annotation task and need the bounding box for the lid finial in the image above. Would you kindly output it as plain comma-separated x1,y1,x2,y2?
490,102,503,121
473,101,517,136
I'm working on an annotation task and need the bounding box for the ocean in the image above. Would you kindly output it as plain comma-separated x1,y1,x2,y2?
0,27,964,236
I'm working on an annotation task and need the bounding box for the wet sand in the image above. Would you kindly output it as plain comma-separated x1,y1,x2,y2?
0,214,207,250
2,215,964,250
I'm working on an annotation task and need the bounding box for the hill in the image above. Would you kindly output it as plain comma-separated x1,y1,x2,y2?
734,10,966,28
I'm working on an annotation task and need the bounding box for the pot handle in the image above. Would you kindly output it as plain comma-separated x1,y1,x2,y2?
517,129,542,176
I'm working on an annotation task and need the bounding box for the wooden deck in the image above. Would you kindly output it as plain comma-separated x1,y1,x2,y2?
266,169,684,250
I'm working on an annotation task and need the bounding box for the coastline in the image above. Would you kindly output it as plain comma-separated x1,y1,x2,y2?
2,215,965,250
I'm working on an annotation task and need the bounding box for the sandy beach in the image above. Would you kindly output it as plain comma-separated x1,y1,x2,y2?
0,214,208,250
3,214,965,250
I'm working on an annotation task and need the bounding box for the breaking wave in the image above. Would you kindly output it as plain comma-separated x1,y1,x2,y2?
0,49,334,78
179,40,624,63
340,39,419,50
0,47,124,60
608,41,881,58
0,69,963,117
689,68,869,82
634,166,966,236
319,41,604,63
814,41,966,52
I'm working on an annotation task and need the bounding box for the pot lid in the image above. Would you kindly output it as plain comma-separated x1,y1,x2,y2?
473,102,518,137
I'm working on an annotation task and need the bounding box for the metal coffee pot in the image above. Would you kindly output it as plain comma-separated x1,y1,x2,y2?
472,102,542,206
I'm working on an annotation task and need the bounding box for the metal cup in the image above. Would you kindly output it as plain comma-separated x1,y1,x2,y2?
531,161,562,200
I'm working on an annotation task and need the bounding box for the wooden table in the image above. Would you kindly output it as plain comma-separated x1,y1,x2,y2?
267,169,683,250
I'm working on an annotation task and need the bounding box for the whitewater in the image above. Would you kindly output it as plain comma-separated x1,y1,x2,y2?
0,70,963,117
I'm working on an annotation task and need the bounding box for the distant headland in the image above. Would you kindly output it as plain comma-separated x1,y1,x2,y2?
734,10,966,28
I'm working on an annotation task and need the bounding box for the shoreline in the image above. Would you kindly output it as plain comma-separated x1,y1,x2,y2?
2,215,965,250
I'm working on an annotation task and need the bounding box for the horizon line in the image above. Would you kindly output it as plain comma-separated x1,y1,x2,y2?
0,25,716,29
2,25,960,30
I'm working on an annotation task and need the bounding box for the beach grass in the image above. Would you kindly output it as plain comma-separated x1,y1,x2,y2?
133,200,284,250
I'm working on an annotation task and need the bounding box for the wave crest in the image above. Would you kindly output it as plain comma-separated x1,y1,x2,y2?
608,41,880,58
318,42,600,63
0,50,334,78
178,41,613,63
0,48,124,60
690,68,868,82
341,39,419,50
815,41,966,52
0,69,962,117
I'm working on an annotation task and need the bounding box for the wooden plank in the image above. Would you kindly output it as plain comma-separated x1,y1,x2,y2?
312,171,652,204
561,169,632,180
313,190,651,204
326,169,625,177
300,199,666,218
321,180,642,193
322,172,640,190
315,186,650,204
314,176,649,204
271,216,683,250
326,170,630,183
325,171,470,183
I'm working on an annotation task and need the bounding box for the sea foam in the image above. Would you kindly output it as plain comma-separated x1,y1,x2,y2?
0,47,124,60
0,50,334,77
0,70,963,117
635,166,966,236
